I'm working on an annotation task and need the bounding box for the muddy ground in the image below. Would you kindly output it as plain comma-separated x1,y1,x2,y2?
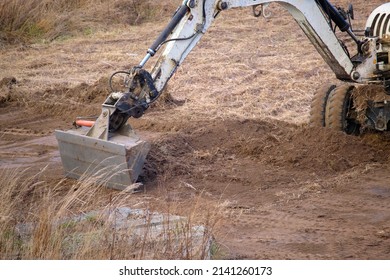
1,1,390,259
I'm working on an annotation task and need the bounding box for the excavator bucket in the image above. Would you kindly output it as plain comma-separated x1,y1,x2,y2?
55,127,150,190
55,100,150,190
55,129,149,191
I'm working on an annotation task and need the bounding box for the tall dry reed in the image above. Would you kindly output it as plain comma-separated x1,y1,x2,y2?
0,167,220,259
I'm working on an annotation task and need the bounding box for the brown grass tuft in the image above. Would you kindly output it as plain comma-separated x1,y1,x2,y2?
0,167,220,260
0,0,177,44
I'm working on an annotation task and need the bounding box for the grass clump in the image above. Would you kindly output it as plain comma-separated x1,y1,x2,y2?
0,0,178,44
0,168,220,260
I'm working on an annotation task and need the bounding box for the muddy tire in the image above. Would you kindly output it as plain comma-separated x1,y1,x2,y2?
325,84,360,135
309,84,336,127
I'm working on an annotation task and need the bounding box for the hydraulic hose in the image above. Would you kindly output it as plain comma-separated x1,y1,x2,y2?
147,5,190,56
316,0,350,32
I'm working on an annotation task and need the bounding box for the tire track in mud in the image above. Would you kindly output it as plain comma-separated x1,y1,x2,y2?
0,78,111,170
293,192,390,259
0,109,63,170
223,189,390,259
1,128,50,137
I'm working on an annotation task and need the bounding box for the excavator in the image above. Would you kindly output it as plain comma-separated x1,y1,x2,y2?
56,0,390,190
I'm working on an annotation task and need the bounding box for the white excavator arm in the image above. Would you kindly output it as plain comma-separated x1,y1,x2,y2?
102,0,380,129
150,0,355,93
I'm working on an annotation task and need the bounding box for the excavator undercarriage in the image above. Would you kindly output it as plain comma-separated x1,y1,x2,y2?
56,0,390,189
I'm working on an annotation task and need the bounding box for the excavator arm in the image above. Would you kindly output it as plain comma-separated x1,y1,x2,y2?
148,0,355,93
109,0,371,126
56,0,383,189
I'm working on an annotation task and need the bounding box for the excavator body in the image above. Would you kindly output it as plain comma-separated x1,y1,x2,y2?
56,0,390,189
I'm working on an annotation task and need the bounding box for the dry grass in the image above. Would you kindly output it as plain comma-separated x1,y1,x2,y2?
0,167,221,260
1,0,382,124
0,0,176,44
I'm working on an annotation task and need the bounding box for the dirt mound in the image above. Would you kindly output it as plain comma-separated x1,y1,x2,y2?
260,126,389,173
0,77,17,105
41,77,110,103
144,118,390,178
0,77,110,122
0,77,16,88
35,77,110,119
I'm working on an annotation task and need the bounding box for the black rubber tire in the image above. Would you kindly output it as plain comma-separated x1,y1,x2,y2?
309,84,336,127
324,84,360,135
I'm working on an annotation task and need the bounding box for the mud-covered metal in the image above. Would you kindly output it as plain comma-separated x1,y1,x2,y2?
55,127,150,190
